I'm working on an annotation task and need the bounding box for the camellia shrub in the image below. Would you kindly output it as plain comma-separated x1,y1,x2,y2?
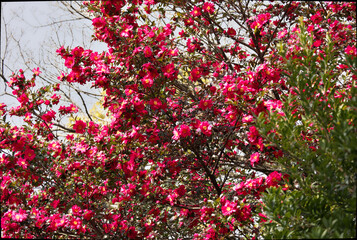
0,1,355,239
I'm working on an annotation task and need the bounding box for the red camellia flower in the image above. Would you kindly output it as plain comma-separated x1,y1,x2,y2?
120,24,133,38
179,124,191,138
163,63,176,79
191,6,202,17
88,121,99,135
51,200,60,209
149,98,163,110
173,124,191,140
250,13,271,29
345,45,357,56
54,217,67,228
313,39,322,47
70,217,82,230
83,209,94,221
266,171,282,187
141,74,154,88
73,120,87,134
24,148,36,161
221,200,237,216
311,11,322,24
277,29,288,39
242,115,253,123
203,2,215,14
189,67,202,82
17,157,28,169
226,27,236,36
17,93,29,105
200,121,212,136
143,46,152,57
64,56,75,68
247,125,259,143
198,99,213,110
11,209,27,222
92,17,106,29
71,205,82,216
175,185,186,197
125,88,135,96
250,152,260,167
172,126,180,140
184,18,194,26
71,46,84,57
33,67,42,76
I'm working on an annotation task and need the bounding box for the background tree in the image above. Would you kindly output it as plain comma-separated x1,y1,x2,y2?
260,18,356,239
0,1,355,239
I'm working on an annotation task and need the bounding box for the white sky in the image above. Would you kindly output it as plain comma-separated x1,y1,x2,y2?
1,1,107,126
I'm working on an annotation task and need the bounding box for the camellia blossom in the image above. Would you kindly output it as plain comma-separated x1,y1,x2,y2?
120,24,133,38
11,209,27,222
17,94,29,105
64,56,75,68
83,209,94,221
71,205,82,216
17,157,28,169
221,200,237,216
345,45,357,56
92,17,106,29
226,27,236,36
33,67,42,76
70,217,82,230
198,99,213,110
73,120,87,134
250,152,260,167
24,148,36,161
277,29,288,39
125,88,135,96
191,6,202,17
173,124,191,140
172,126,180,140
88,121,99,135
266,171,282,187
313,39,322,47
200,121,212,136
189,67,202,82
54,218,67,228
311,11,322,24
163,63,176,79
242,115,254,123
51,200,60,209
141,75,154,88
264,100,283,111
144,0,155,6
247,126,259,143
184,18,194,26
250,13,271,29
149,98,163,110
143,46,152,57
71,46,84,57
203,2,215,14
179,124,191,138
41,110,56,122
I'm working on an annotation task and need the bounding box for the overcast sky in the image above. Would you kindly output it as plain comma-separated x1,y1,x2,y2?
1,1,107,74
1,1,107,125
